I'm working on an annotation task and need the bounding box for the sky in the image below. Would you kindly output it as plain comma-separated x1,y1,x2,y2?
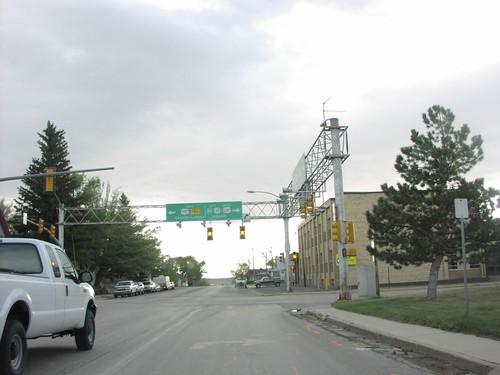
1,0,499,278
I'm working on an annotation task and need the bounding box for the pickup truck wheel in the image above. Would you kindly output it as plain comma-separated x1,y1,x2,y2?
256,284,261,288
0,319,27,375
275,282,280,287
75,310,95,351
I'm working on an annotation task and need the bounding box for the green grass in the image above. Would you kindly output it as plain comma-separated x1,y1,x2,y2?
333,284,500,340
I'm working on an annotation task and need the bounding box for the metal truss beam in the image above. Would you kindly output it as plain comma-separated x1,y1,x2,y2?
285,121,349,197
62,202,287,225
242,201,281,220
62,205,166,226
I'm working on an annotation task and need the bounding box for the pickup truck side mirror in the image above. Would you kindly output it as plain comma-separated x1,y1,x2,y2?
80,271,93,283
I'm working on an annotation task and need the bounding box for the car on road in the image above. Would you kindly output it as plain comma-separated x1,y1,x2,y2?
114,280,138,297
135,282,145,295
143,280,157,293
254,276,281,288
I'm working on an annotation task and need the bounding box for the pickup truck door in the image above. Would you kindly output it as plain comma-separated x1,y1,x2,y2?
53,247,88,329
45,245,67,333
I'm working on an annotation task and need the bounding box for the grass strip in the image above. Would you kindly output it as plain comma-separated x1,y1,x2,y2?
333,284,500,339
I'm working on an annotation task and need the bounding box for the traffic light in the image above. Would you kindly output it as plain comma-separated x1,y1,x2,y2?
290,264,295,271
331,220,341,241
291,252,299,261
346,221,355,243
50,225,56,239
37,218,44,234
207,227,213,241
306,195,315,213
45,168,55,193
280,252,285,263
300,202,307,219
239,225,246,239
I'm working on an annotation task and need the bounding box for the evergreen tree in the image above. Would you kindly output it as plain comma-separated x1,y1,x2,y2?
366,105,499,299
14,121,82,239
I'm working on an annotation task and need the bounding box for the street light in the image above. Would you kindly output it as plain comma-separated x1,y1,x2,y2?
247,189,292,293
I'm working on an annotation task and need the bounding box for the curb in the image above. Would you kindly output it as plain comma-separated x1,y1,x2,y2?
305,310,498,375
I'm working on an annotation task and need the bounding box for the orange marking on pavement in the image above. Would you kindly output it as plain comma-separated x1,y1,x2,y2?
330,339,343,347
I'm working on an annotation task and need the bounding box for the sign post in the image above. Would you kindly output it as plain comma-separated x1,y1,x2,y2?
454,198,469,318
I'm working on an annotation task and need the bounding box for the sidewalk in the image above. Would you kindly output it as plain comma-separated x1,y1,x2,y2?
305,306,500,375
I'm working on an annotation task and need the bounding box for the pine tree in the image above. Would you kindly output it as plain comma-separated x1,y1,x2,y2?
366,106,499,299
15,121,82,239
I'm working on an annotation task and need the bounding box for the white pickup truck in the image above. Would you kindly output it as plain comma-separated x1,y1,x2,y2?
0,238,97,375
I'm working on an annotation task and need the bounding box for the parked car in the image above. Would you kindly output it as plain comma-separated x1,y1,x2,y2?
143,280,156,293
113,280,138,297
135,282,145,295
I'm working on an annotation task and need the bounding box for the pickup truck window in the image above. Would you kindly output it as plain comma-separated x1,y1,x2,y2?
45,245,62,278
0,243,43,274
55,248,77,279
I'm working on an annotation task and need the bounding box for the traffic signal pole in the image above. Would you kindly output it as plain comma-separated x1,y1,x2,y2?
282,193,292,293
329,118,351,300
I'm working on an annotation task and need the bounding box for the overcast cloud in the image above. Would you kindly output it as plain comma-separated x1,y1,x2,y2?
1,0,499,278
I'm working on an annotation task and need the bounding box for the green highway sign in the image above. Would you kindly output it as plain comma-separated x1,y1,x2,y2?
166,201,243,222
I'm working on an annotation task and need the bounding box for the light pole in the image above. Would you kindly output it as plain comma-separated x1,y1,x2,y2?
247,190,292,293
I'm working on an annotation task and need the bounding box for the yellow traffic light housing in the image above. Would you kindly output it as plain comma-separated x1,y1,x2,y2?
331,220,341,241
239,225,246,239
207,227,213,241
291,252,298,261
306,195,315,213
45,168,55,193
280,252,285,263
346,221,356,243
300,202,307,219
37,218,45,234
50,225,56,239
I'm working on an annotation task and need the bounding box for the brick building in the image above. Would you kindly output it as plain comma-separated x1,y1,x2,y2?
296,192,488,290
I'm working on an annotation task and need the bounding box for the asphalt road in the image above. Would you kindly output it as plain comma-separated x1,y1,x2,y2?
23,286,455,375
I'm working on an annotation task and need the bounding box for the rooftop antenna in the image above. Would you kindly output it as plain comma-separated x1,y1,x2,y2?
322,96,332,121
322,96,347,122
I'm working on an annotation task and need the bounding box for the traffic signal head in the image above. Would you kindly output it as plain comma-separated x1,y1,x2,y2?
280,252,285,263
50,225,56,239
300,202,307,219
331,220,341,241
346,221,356,243
306,195,315,213
45,168,55,193
37,218,45,234
290,264,295,271
291,252,298,261
239,226,245,239
207,227,213,241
